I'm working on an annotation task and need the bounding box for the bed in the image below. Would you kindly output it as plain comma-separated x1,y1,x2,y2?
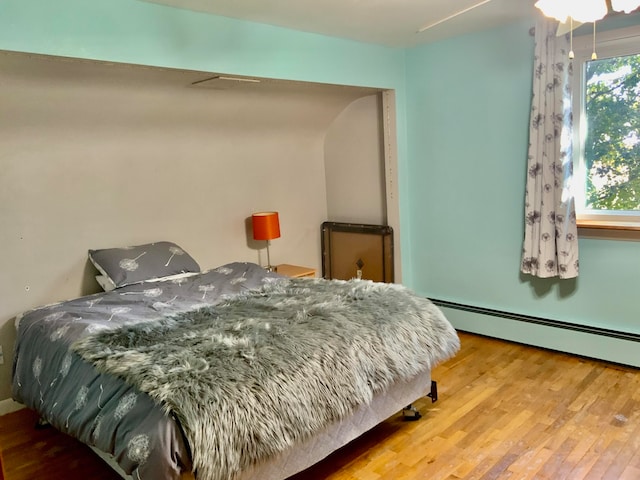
12,242,460,480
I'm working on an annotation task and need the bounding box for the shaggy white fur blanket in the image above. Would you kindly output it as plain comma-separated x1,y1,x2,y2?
73,278,459,480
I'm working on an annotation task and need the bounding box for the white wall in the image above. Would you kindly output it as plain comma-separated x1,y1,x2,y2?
0,52,386,400
324,94,386,225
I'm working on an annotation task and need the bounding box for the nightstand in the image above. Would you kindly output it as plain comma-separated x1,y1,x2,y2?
275,264,316,278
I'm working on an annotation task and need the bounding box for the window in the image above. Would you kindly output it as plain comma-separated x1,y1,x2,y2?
572,24,640,231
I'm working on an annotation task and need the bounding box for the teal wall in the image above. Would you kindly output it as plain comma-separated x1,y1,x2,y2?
0,0,404,87
405,20,640,363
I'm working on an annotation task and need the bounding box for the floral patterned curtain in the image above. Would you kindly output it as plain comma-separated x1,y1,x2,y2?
521,19,579,279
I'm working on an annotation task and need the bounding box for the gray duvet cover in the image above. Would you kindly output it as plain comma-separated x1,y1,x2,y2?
12,262,278,480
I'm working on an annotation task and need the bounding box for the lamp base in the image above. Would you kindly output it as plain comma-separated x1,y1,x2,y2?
263,242,277,273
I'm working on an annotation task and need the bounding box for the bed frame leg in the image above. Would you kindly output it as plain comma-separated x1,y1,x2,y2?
427,380,438,403
34,417,50,430
402,404,422,421
401,381,438,421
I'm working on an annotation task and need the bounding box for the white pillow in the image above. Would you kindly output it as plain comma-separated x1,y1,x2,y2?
95,275,117,292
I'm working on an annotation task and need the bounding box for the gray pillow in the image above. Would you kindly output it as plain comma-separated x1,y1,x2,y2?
89,241,200,288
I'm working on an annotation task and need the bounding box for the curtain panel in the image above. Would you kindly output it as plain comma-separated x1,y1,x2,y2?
521,19,579,279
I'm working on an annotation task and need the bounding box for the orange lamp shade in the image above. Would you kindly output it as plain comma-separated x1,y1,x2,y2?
252,212,281,241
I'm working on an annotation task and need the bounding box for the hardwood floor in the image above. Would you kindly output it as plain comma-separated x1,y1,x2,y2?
1,332,639,480
0,407,118,480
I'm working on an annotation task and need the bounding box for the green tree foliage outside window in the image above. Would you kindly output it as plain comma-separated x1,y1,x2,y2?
584,53,640,210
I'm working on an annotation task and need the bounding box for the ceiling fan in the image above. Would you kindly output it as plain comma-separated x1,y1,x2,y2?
535,0,640,36
416,0,639,38
534,0,640,59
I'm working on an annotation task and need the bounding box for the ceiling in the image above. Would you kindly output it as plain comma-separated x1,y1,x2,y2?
143,0,537,47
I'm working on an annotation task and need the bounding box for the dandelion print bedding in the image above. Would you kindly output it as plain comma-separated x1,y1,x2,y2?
12,262,279,480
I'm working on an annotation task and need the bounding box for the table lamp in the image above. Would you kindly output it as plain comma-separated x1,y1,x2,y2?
252,211,280,271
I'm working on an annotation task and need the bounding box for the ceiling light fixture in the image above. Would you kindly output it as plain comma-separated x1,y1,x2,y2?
534,0,608,23
611,0,640,13
535,0,640,59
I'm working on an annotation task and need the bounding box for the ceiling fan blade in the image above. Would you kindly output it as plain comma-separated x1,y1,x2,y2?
417,0,492,33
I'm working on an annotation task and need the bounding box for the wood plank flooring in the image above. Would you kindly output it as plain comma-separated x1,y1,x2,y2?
1,331,638,479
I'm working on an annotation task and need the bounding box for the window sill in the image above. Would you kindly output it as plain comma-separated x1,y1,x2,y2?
578,220,640,240
577,220,640,231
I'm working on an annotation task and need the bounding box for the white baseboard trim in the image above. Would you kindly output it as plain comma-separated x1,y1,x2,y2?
437,305,640,368
0,398,25,416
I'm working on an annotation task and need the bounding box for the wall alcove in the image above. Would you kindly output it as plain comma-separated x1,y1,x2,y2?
0,50,400,400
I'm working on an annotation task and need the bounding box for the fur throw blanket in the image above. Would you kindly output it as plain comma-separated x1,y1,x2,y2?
73,278,459,480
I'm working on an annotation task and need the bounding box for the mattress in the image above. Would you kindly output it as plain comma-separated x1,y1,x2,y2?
93,369,431,480
238,369,432,479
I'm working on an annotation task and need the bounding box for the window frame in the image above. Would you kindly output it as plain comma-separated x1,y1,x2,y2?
571,24,640,232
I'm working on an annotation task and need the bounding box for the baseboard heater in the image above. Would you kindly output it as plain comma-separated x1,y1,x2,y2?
430,299,640,343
